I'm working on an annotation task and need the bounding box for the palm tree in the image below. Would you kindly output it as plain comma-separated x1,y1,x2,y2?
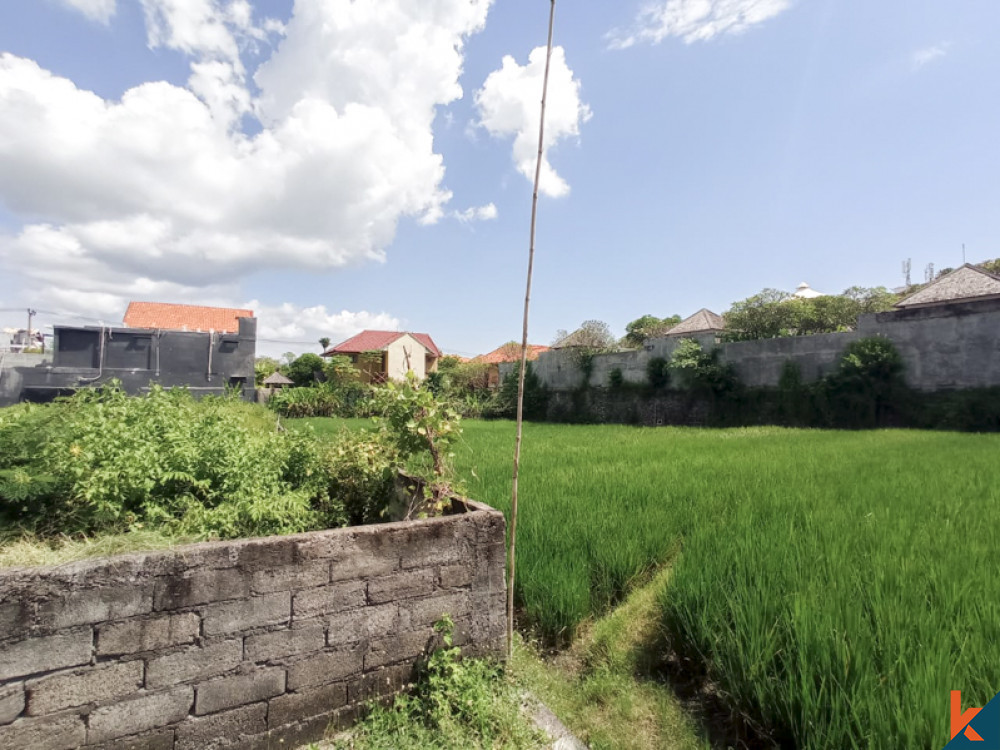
319,337,331,352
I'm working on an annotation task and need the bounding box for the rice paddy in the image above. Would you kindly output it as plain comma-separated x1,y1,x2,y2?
304,419,1000,748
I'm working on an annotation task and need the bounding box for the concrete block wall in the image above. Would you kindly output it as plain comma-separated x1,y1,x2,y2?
0,502,506,750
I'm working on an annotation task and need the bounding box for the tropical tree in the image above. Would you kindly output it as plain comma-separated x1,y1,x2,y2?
621,314,681,348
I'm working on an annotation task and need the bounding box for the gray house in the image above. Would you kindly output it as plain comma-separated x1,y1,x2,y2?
0,304,256,406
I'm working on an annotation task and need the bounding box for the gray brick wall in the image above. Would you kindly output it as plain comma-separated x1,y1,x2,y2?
0,501,506,749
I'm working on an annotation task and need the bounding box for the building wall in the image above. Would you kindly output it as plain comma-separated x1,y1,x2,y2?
0,318,256,407
0,353,52,407
0,501,506,750
385,334,428,381
502,299,1000,394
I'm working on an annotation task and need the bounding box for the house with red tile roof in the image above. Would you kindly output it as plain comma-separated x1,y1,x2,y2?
474,341,550,388
124,302,254,334
322,330,441,383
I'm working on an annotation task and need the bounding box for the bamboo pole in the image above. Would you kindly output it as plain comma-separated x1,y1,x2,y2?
508,0,557,662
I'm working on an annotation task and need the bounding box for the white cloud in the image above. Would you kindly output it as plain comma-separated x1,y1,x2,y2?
57,0,117,24
252,303,401,357
609,0,793,48
0,0,494,334
454,203,498,223
912,42,950,71
475,46,591,198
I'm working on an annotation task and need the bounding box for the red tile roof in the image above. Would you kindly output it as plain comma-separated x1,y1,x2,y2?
326,330,441,357
475,343,550,364
124,302,253,334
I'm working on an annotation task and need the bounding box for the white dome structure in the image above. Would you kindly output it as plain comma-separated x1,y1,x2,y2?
793,282,824,299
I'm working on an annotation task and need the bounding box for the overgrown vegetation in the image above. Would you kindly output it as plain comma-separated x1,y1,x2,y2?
0,377,463,560
336,617,545,750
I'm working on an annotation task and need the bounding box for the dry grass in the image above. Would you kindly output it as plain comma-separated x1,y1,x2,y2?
0,529,204,569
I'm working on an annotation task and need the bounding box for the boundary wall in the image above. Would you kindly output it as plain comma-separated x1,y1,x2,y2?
0,501,505,750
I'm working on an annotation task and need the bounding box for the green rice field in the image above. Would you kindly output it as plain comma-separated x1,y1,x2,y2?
305,419,1000,749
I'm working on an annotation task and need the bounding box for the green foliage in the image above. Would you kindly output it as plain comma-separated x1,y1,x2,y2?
977,257,1000,276
323,430,398,525
621,314,681,348
608,368,624,389
724,287,899,342
669,338,739,397
253,356,281,386
495,363,549,421
821,337,905,428
645,357,671,389
284,353,326,387
267,386,340,418
449,420,1000,749
323,354,361,386
340,616,544,750
0,383,341,540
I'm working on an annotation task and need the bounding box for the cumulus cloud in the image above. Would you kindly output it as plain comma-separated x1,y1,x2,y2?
609,0,793,48
0,0,493,340
453,203,498,223
475,46,591,198
57,0,117,24
252,304,401,357
912,42,950,70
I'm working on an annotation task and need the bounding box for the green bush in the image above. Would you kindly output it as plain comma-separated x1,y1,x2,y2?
645,357,670,389
0,384,340,540
608,367,624,389
493,363,549,421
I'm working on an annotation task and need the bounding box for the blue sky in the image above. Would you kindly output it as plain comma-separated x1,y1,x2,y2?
1,1,997,357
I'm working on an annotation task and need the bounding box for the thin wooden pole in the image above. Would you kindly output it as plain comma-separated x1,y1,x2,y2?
508,0,557,662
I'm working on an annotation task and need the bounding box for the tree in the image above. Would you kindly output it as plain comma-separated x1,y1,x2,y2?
722,289,795,341
253,357,281,386
554,320,617,350
322,354,359,386
319,337,331,351
978,258,1000,276
621,314,681,348
284,353,326,387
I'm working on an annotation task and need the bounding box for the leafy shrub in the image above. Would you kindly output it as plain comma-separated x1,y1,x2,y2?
645,357,670,389
340,616,544,750
268,386,340,418
669,338,740,398
825,337,906,427
493,363,549,421
608,367,624,389
0,383,341,540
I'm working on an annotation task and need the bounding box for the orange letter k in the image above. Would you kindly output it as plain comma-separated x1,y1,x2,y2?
952,690,984,741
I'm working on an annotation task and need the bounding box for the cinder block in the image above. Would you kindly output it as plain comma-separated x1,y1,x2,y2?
367,569,436,604
0,601,33,642
365,629,433,670
0,713,86,750
292,581,366,618
39,585,153,629
194,667,285,715
286,646,364,690
267,682,347,729
85,728,175,750
406,592,470,630
244,624,325,662
0,631,93,682
326,603,398,646
0,682,24,725
27,660,143,715
250,561,328,594
145,639,242,689
154,568,247,610
86,686,193,744
97,612,200,656
438,564,473,588
348,663,414,704
237,537,297,571
328,541,399,582
202,592,290,636
174,703,266,750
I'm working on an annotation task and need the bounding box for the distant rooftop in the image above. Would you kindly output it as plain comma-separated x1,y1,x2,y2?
793,282,825,299
895,264,1000,308
665,308,725,337
326,330,442,357
124,302,253,334
476,343,550,364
